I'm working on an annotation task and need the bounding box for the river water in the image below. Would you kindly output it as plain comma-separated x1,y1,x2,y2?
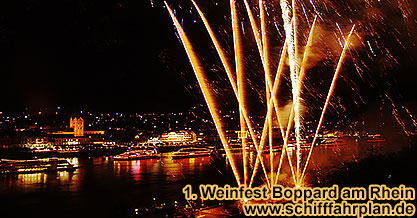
0,140,379,218
0,153,237,218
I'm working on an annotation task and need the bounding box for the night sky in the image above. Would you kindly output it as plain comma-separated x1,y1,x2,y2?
1,0,194,113
1,0,417,115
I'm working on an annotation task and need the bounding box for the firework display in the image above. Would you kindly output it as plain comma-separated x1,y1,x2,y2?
164,0,366,187
0,0,416,217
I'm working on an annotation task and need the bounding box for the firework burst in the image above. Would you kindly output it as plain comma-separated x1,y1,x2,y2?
162,0,417,188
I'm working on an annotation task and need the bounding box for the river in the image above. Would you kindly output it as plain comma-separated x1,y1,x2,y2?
0,140,380,218
0,153,237,218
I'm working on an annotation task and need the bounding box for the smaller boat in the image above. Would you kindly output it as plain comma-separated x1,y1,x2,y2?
31,147,53,153
171,147,211,159
114,149,160,161
367,134,386,143
320,136,346,146
56,147,80,154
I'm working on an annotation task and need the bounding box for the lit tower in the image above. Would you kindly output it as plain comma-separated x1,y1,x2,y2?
70,117,84,137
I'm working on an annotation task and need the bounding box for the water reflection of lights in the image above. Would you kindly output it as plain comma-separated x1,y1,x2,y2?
163,155,184,182
115,162,121,174
131,160,140,174
113,159,162,181
131,160,141,181
93,158,103,165
18,173,47,185
188,157,195,167
59,171,69,183
68,157,79,167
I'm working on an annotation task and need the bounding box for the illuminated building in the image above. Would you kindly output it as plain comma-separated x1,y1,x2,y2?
21,136,51,148
49,117,105,147
53,137,87,146
51,117,104,137
160,130,197,144
147,137,162,145
70,117,84,137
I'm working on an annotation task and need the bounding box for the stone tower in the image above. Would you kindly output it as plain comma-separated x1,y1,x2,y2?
70,117,84,137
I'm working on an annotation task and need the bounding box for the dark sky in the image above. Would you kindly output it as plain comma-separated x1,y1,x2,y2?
1,0,417,115
1,0,194,113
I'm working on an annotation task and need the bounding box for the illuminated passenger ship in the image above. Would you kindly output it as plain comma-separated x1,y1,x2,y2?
0,158,75,174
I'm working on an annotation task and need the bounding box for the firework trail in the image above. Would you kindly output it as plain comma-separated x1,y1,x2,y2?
274,15,317,185
164,1,241,185
300,24,356,182
191,0,271,185
163,0,417,188
280,0,304,182
230,0,250,187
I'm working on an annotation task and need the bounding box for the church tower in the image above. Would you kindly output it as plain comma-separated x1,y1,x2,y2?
70,117,84,137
